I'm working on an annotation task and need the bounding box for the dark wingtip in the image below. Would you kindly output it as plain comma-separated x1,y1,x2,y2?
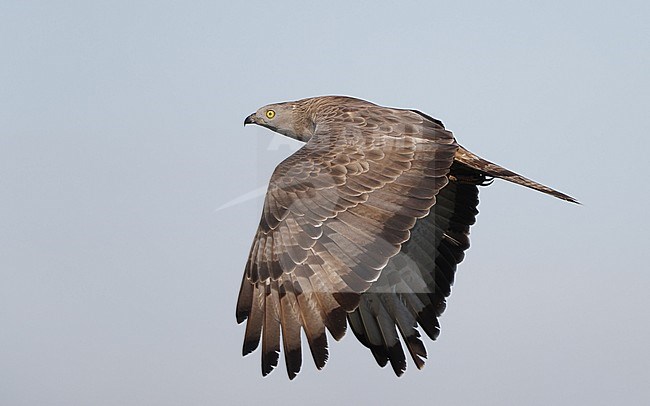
325,307,348,341
309,333,329,370
236,311,248,324
387,344,407,377
284,348,302,380
261,350,280,377
370,347,388,367
242,339,259,356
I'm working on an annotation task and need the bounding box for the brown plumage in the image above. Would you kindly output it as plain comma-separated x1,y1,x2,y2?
237,96,578,379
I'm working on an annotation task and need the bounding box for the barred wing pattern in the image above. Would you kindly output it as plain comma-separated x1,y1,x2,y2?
236,105,459,379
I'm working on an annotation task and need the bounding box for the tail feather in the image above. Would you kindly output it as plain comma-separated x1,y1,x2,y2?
455,146,579,204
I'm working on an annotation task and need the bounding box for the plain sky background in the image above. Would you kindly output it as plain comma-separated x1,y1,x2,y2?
2,1,649,405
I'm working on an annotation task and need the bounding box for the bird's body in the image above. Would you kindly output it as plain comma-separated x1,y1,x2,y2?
238,96,577,379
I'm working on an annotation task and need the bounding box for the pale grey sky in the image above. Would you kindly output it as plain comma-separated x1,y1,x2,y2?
2,1,649,405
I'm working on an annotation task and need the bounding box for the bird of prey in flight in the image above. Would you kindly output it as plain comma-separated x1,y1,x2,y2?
237,96,577,379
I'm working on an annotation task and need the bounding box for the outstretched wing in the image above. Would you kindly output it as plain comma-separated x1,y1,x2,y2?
236,105,457,379
347,163,483,375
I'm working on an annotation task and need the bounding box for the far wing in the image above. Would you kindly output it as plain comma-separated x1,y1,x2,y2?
347,163,483,375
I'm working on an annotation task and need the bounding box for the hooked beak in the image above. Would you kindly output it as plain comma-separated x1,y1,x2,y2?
244,113,256,126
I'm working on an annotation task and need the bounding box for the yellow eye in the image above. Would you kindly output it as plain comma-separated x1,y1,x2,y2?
265,110,276,119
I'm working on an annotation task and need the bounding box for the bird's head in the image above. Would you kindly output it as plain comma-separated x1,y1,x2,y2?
244,100,316,142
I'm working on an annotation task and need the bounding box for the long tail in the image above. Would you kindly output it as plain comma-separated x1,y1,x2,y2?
455,146,579,204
